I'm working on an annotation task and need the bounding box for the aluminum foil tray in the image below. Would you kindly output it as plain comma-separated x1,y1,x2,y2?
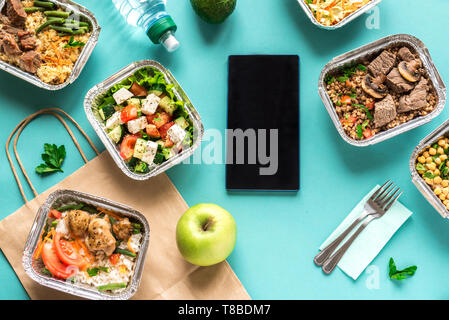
319,34,447,147
22,189,150,300
410,120,449,219
0,0,100,90
297,0,382,30
84,60,204,181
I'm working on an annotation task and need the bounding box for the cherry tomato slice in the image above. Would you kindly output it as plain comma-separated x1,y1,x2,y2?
159,121,174,140
120,134,139,160
48,209,62,219
41,242,76,279
109,253,120,266
121,105,139,123
54,232,87,270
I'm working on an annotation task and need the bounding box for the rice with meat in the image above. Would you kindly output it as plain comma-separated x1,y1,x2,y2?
0,0,91,84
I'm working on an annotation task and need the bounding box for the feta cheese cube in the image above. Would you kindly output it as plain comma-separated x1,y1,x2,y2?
167,124,187,144
127,116,148,134
141,141,158,164
113,88,133,105
141,94,160,115
105,111,122,130
133,138,148,160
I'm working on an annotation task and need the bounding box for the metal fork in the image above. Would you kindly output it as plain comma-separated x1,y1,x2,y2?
314,181,402,274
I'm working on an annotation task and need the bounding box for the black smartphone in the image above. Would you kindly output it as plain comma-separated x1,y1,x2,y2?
226,55,300,191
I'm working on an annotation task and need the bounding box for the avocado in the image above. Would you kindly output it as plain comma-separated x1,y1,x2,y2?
190,0,236,24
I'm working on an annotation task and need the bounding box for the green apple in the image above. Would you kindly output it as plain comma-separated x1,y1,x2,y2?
176,203,237,266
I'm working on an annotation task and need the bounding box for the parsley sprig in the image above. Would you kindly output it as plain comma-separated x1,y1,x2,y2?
389,258,417,281
64,36,85,48
35,143,66,175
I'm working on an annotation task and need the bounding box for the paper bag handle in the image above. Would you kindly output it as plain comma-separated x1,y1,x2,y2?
6,108,100,203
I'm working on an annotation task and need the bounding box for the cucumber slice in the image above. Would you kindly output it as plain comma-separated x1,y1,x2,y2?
107,125,123,144
127,98,141,108
153,153,164,164
174,117,189,130
99,104,116,121
159,96,176,115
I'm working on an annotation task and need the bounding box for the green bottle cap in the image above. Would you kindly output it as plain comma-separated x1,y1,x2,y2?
147,16,177,44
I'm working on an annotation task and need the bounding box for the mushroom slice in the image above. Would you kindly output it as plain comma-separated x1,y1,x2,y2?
362,74,388,99
398,59,421,83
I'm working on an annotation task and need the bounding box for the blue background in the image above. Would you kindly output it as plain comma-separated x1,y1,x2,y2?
1,0,449,300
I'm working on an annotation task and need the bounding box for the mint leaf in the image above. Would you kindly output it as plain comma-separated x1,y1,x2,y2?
389,258,417,281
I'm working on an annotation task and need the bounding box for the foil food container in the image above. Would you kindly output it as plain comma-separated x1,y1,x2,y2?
410,120,449,219
297,0,382,30
0,0,100,90
22,189,150,300
84,60,204,181
319,34,447,147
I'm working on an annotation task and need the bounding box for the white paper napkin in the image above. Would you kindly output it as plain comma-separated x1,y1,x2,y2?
319,185,413,280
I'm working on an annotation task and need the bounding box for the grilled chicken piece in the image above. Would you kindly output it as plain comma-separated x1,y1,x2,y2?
67,210,91,237
112,217,133,240
86,218,116,256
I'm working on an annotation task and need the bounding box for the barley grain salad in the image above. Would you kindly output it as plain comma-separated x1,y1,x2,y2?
304,0,372,26
325,46,437,141
0,0,92,84
33,201,144,293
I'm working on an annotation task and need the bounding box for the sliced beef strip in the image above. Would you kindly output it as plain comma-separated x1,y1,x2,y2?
0,14,10,25
18,50,41,73
18,31,36,50
398,78,428,113
368,50,397,77
1,32,21,55
1,24,22,35
374,94,397,128
386,68,415,94
6,0,27,27
398,47,415,62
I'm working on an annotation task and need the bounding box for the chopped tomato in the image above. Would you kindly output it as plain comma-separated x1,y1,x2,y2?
164,138,174,148
159,121,175,140
366,101,375,110
129,82,147,97
340,95,352,104
41,242,76,279
346,79,351,87
120,134,139,160
109,253,120,266
341,115,357,126
146,124,161,138
120,105,139,123
363,128,373,138
48,209,61,219
54,232,88,270
147,112,171,129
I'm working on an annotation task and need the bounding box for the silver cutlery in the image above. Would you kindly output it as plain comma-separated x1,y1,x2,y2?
314,181,402,274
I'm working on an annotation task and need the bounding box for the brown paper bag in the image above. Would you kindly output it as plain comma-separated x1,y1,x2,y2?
0,108,250,300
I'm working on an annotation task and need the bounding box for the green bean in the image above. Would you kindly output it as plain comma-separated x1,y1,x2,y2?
44,10,70,18
54,203,83,212
34,1,55,9
114,248,136,257
24,6,46,13
64,19,89,27
36,17,64,33
97,283,127,291
50,25,74,34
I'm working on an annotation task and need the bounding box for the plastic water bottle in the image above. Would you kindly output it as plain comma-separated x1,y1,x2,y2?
112,0,180,52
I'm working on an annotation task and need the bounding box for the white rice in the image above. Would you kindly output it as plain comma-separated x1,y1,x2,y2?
73,233,142,293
